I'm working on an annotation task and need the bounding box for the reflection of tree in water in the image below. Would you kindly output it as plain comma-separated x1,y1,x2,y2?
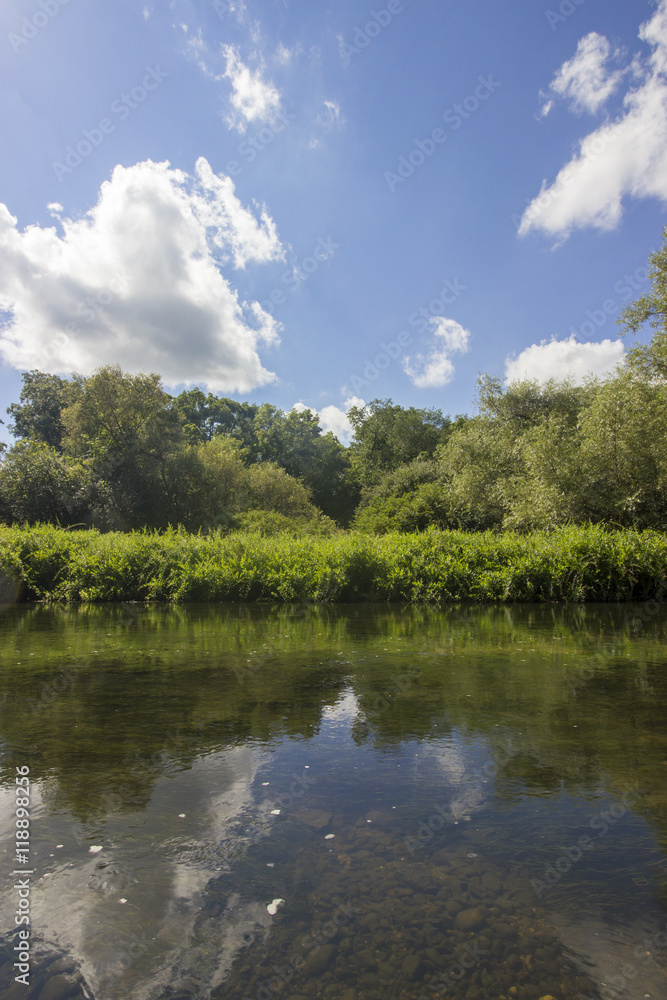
0,602,665,838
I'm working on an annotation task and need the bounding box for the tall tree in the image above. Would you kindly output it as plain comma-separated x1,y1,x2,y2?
251,405,354,522
347,399,455,495
61,365,186,528
618,227,667,382
6,371,74,450
172,389,259,453
0,441,107,527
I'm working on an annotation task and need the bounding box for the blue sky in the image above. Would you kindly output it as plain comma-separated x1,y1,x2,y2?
0,0,665,444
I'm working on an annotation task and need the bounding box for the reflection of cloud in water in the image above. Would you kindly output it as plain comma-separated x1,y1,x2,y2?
430,740,489,823
0,746,284,1000
321,687,359,728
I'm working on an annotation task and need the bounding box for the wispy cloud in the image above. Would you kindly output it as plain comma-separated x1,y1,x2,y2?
317,99,345,128
180,25,222,80
504,336,624,384
403,318,470,388
275,42,293,67
223,44,282,132
521,0,667,239
0,158,284,392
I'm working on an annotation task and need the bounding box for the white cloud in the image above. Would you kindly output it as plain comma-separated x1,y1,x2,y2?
317,100,345,128
537,97,554,120
292,396,364,445
275,43,293,67
504,336,624,385
549,32,624,114
183,27,219,80
0,158,285,393
222,44,282,131
403,317,470,389
520,0,667,239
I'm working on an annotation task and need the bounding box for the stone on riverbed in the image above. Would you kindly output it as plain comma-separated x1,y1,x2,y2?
401,954,422,979
454,905,487,932
295,808,332,830
303,943,336,975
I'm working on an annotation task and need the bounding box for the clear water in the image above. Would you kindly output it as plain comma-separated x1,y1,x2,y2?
0,602,666,1000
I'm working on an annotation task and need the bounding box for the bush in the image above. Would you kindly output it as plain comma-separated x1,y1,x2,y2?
0,524,665,604
0,442,109,527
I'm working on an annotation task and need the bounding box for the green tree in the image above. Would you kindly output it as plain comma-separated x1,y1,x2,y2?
347,399,455,496
437,377,595,531
0,441,108,527
239,463,322,520
575,369,667,528
251,405,354,523
351,459,450,533
6,371,75,450
61,365,186,529
172,389,260,452
618,228,667,382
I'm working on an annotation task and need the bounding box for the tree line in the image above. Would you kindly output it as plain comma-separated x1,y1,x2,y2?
1,233,666,535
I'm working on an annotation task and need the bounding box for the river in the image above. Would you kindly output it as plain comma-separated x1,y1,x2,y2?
0,602,666,1000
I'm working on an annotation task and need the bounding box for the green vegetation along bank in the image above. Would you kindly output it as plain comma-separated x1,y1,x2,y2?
1,523,666,604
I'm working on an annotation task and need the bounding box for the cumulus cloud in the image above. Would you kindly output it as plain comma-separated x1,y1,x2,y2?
0,158,285,392
222,44,282,131
504,336,624,385
548,32,624,115
292,396,364,445
403,317,470,389
520,0,667,239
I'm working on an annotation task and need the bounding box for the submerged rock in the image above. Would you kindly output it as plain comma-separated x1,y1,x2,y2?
303,943,336,975
455,905,487,932
401,953,423,979
295,808,332,830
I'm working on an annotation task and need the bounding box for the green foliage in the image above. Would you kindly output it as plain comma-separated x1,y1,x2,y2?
618,228,667,339
172,393,355,522
432,354,667,532
1,523,665,604
347,399,455,494
352,459,450,534
7,371,74,449
0,442,108,527
250,404,354,522
62,364,181,460
240,462,321,520
617,227,667,384
172,388,259,449
233,510,339,537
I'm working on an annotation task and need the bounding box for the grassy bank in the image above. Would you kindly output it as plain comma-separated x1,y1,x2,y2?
0,523,666,604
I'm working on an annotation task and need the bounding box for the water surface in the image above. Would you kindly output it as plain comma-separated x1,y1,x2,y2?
0,603,666,1000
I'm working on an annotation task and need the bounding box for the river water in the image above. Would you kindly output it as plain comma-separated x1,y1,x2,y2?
0,602,666,1000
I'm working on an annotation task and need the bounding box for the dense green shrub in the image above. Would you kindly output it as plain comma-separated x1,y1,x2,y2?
0,524,665,605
